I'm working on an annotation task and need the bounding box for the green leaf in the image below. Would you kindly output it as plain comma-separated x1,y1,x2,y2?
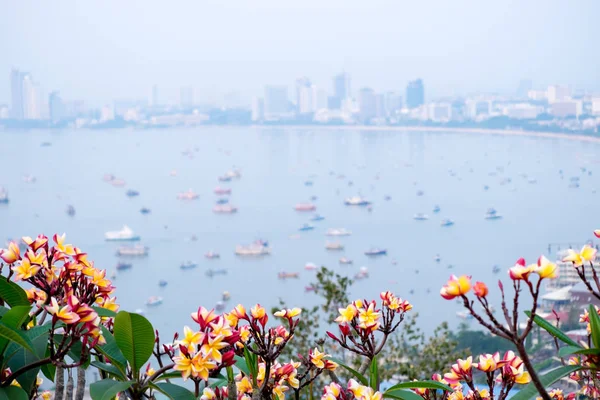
525,311,581,348
0,277,29,308
93,306,117,318
383,389,425,400
0,305,32,359
95,325,128,376
243,346,258,386
0,323,34,354
369,356,378,390
153,371,184,382
0,385,29,400
558,345,600,357
91,361,126,380
234,355,251,376
384,381,452,393
113,311,155,377
90,379,134,400
510,365,580,400
588,304,600,349
152,382,196,400
328,357,368,386
7,332,49,394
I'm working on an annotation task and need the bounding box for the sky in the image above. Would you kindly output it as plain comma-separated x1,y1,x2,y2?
1,0,599,107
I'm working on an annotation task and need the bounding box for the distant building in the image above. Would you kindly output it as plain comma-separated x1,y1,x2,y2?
251,97,264,122
527,90,547,101
264,85,289,119
406,79,424,109
180,86,194,108
49,91,66,123
315,89,328,111
503,103,543,119
427,103,452,122
465,99,491,119
384,92,403,116
100,105,115,122
22,73,42,120
375,94,386,119
516,79,533,98
10,69,26,119
328,72,351,110
0,105,9,119
547,85,570,104
150,85,159,107
550,100,582,118
358,88,377,123
591,98,600,116
295,77,312,113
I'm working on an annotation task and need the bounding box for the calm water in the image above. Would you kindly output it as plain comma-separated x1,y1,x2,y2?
0,127,598,335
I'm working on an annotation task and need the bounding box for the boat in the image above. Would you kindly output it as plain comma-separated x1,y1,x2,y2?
304,285,315,292
456,310,473,320
310,214,325,221
0,187,9,204
103,174,115,182
180,261,198,270
159,280,168,287
66,205,75,216
216,198,229,204
278,272,300,279
23,175,36,183
224,169,241,179
135,308,145,316
355,267,369,280
413,213,429,221
115,261,132,271
440,219,455,227
305,262,317,270
235,240,271,256
492,265,501,274
325,242,344,251
299,224,315,231
205,251,220,259
310,195,318,201
384,195,392,201
111,179,126,187
222,291,231,301
140,207,151,214
218,175,232,182
116,244,148,257
294,203,317,212
214,187,232,195
146,296,163,306
215,301,226,311
344,196,371,206
206,269,228,277
432,205,441,213
326,228,352,236
339,257,353,265
170,170,177,176
365,248,387,256
105,225,140,241
484,208,502,220
177,190,199,200
213,205,238,214
434,254,441,263
126,189,140,197
304,180,314,186
40,142,52,147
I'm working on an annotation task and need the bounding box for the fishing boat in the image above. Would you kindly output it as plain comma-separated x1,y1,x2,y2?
355,267,369,280
177,189,199,200
325,242,344,251
344,196,371,206
326,228,352,236
432,205,441,213
224,169,241,179
206,269,228,277
299,224,315,231
116,262,132,271
484,208,502,220
205,251,220,259
384,195,392,201
105,226,140,241
140,207,151,214
213,205,238,214
294,203,317,212
278,272,300,279
126,189,140,197
214,187,232,195
116,244,148,257
216,198,229,204
159,280,168,287
440,219,455,227
365,248,387,256
310,214,325,222
180,261,198,270
304,262,317,270
0,187,9,204
235,240,270,256
222,291,231,301
413,213,429,221
66,205,76,216
339,257,353,265
456,310,473,320
146,296,163,306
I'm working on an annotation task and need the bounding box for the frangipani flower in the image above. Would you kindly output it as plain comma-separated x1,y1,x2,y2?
22,235,48,252
535,256,558,279
594,230,600,239
46,298,80,325
11,258,41,281
562,245,597,267
473,282,488,297
53,233,76,256
274,307,301,319
335,304,357,324
0,241,20,264
440,275,471,299
508,258,534,281
473,352,503,372
178,326,203,352
309,348,329,369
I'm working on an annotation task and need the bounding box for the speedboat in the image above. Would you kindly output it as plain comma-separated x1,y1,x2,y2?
140,207,151,214
206,268,228,277
413,213,429,221
304,262,317,270
339,257,353,265
299,224,315,231
365,248,387,256
146,296,163,306
159,280,168,287
432,205,441,213
116,244,148,257
440,219,454,227
180,261,198,270
205,251,220,259
66,205,76,216
310,214,325,222
177,190,199,200
116,262,132,271
326,228,352,236
294,203,317,212
213,205,238,214
278,272,300,279
235,240,270,256
214,187,232,195
105,226,140,241
126,189,139,197
224,169,241,179
456,310,473,320
103,174,115,182
325,242,344,251
344,196,371,206
216,198,229,204
484,208,502,220
0,187,9,204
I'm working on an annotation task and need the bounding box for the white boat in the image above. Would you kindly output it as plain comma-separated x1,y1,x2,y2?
116,244,148,257
339,257,353,265
177,189,199,200
235,240,270,256
105,225,140,241
325,242,344,251
484,208,502,220
355,267,369,280
213,205,238,214
440,219,455,227
180,261,198,270
413,213,429,221
23,174,37,183
0,187,9,204
146,296,163,306
205,251,220,259
111,179,126,187
344,196,371,206
326,228,352,236
304,262,317,270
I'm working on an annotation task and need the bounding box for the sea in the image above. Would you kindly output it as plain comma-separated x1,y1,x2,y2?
0,126,598,336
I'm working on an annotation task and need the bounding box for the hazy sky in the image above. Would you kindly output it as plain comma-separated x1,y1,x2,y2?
1,0,599,106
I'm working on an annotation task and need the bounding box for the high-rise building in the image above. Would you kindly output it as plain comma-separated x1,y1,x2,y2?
10,69,25,119
22,73,42,120
547,85,570,104
315,89,328,111
0,105,9,119
592,98,600,116
251,97,264,122
358,88,377,123
550,100,582,118
516,79,533,98
49,91,66,123
264,86,289,118
465,99,491,119
180,86,194,108
333,72,350,100
406,79,424,109
384,92,403,116
295,77,311,111
150,85,159,107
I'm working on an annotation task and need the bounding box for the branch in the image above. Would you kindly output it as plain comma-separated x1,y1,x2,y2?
2,357,52,387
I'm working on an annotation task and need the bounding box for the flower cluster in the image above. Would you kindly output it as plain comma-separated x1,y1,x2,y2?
566,355,600,398
235,361,300,400
562,245,597,267
327,291,411,359
320,379,382,400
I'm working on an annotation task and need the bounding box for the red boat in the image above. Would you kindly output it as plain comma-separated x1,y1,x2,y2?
294,203,316,212
214,187,232,195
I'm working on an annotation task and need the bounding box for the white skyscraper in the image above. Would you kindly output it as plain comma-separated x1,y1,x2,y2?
22,74,42,120
547,85,570,104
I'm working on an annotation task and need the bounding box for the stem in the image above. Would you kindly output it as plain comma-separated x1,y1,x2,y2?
75,366,86,400
146,363,175,383
1,357,52,387
514,342,550,400
194,379,200,397
55,365,65,400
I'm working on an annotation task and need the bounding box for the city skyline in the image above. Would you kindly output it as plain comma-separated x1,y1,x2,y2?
1,0,599,106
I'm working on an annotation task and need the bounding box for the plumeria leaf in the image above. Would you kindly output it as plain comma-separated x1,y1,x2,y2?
509,365,580,400
234,355,251,376
114,311,155,379
95,326,128,376
0,305,32,358
92,306,117,318
369,356,379,390
7,333,49,394
0,385,29,400
91,361,126,380
588,304,600,349
384,381,452,393
152,372,184,382
524,310,581,348
0,277,29,308
558,345,600,357
242,347,258,386
328,357,368,386
90,379,134,400
0,323,35,354
151,382,196,400
383,389,425,400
